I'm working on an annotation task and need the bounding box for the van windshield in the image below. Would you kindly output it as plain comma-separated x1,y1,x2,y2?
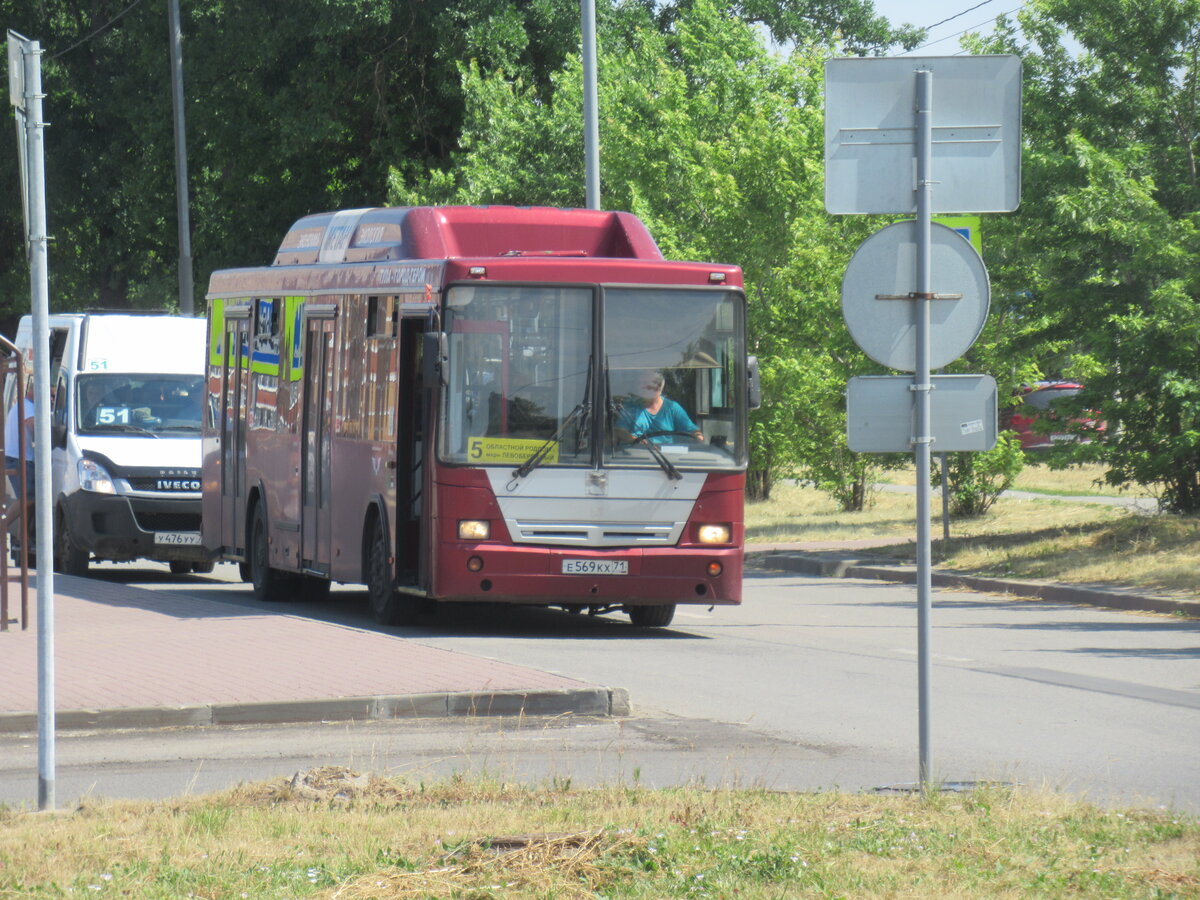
76,374,205,437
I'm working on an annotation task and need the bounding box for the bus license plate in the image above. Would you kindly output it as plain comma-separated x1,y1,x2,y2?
562,559,628,576
155,532,201,546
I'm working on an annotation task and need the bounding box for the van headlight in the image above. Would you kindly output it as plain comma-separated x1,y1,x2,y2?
78,458,116,494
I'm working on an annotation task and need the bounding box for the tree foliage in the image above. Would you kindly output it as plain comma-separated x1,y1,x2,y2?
389,0,903,502
969,0,1200,513
0,0,587,330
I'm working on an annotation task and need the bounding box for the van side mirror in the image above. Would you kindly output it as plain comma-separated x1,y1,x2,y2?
746,356,762,410
422,332,448,387
52,423,67,448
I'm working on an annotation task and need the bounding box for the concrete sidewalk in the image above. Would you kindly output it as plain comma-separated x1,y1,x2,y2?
0,573,626,735
747,542,1200,619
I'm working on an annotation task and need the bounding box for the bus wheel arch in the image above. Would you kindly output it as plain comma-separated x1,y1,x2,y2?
248,495,294,603
363,507,420,625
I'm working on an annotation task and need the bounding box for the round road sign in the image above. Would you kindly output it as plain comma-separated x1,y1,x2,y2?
841,220,990,372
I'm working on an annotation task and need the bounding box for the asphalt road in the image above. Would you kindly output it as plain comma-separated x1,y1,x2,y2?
2,563,1197,811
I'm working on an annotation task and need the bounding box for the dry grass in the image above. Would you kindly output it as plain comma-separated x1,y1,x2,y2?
881,461,1158,499
746,477,1200,600
1,769,1197,899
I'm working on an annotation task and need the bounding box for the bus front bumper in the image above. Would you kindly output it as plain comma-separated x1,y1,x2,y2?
434,543,743,606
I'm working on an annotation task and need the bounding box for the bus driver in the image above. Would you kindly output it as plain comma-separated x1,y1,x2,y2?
616,370,703,444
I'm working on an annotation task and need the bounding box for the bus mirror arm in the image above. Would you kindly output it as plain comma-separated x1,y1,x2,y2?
747,356,762,410
423,332,448,387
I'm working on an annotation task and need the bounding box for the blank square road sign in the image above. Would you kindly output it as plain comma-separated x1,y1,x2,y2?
825,55,1022,215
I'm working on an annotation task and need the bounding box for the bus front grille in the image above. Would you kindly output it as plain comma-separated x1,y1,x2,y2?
507,520,681,547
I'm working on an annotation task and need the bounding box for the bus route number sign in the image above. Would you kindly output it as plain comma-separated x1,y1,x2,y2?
468,436,559,465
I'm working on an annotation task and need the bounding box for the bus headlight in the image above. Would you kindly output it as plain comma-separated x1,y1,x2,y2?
697,523,732,544
78,458,116,494
458,519,491,541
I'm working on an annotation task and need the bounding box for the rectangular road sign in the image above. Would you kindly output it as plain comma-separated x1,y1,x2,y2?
825,55,1021,215
847,374,998,453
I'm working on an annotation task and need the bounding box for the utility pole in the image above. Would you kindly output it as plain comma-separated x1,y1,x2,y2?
581,0,600,210
167,0,194,315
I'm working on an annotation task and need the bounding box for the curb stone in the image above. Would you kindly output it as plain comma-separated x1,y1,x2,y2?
749,550,1200,619
0,687,631,736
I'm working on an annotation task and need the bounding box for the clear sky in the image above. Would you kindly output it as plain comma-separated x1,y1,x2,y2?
870,0,1024,54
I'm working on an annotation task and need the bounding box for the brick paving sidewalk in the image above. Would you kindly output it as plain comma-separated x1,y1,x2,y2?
0,573,615,731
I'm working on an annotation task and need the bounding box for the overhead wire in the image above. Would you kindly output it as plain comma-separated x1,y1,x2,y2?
923,0,1001,31
900,2,1026,54
48,0,147,61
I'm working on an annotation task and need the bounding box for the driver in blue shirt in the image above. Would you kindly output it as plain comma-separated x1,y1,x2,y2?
617,370,703,444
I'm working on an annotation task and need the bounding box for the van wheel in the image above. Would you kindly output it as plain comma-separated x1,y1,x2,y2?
366,516,419,625
53,507,89,576
168,561,191,576
628,604,676,627
192,561,215,574
249,503,293,602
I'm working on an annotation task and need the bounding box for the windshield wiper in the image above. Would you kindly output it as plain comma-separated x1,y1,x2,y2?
510,401,589,482
638,435,682,480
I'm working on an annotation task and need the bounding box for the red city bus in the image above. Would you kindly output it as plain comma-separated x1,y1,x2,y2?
202,206,758,627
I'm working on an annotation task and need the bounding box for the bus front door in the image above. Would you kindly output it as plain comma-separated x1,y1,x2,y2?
301,316,335,573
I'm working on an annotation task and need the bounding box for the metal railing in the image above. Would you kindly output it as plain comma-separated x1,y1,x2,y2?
0,335,30,631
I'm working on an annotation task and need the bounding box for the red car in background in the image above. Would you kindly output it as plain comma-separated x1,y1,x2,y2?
1002,381,1104,451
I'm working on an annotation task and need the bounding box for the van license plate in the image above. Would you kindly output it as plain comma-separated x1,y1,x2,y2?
155,532,201,546
562,559,628,575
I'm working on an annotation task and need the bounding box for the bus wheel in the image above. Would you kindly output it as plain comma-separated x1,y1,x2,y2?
628,604,676,627
250,503,293,603
54,506,90,576
366,517,418,625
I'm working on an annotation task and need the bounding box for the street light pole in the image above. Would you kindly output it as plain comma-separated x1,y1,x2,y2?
581,0,600,210
167,0,193,315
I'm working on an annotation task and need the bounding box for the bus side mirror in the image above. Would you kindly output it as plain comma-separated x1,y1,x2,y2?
747,356,762,410
422,332,447,386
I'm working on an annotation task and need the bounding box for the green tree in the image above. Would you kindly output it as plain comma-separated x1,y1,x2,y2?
969,0,1200,513
390,0,899,502
0,0,586,331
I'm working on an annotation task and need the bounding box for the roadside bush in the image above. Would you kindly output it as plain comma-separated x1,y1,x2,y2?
935,431,1025,517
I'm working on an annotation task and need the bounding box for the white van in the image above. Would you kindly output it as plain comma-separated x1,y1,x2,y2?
9,313,209,575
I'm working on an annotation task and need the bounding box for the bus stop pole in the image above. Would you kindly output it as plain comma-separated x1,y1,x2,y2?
581,0,600,210
914,69,934,795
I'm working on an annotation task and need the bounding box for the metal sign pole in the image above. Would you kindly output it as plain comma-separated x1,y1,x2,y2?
913,68,934,794
10,31,56,811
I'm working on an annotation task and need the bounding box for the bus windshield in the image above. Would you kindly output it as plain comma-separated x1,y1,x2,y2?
76,373,205,436
442,285,593,467
603,288,745,470
440,284,746,471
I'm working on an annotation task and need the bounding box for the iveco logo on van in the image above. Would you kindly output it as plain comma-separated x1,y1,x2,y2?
156,469,201,491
